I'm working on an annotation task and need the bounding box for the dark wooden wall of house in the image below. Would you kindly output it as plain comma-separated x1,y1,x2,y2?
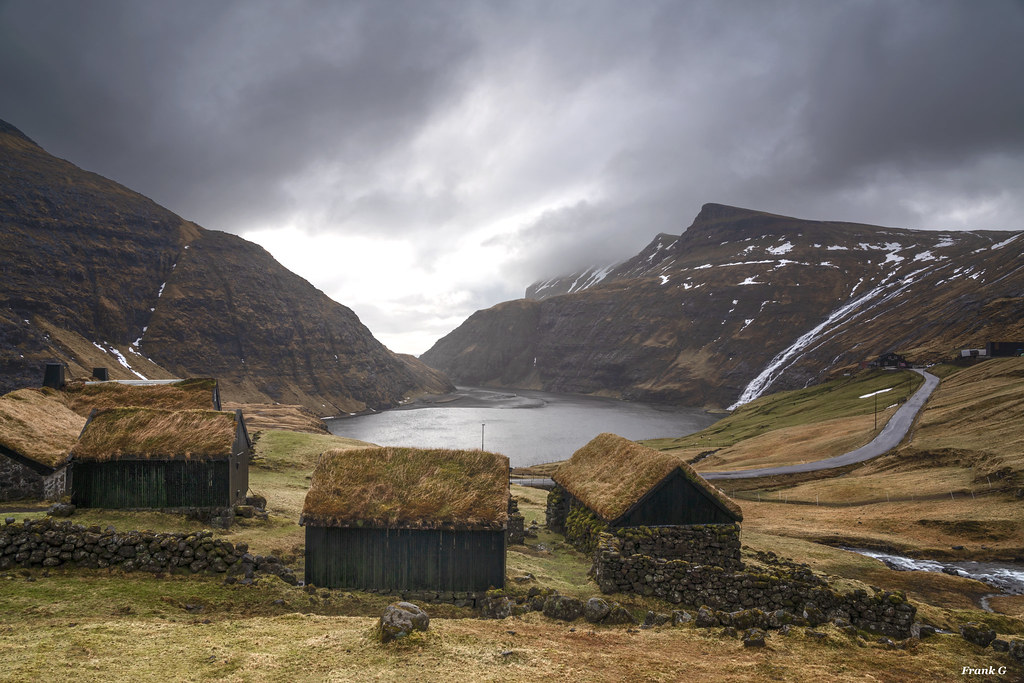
304,526,506,592
70,460,231,508
613,469,738,527
228,415,250,504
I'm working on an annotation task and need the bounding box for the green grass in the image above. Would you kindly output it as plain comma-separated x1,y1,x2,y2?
252,429,373,472
644,368,922,451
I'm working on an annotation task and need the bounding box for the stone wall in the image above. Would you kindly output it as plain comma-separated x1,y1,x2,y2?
42,467,66,501
545,485,569,533
594,534,915,638
0,456,45,502
0,457,66,503
612,524,742,570
507,497,525,545
0,517,296,583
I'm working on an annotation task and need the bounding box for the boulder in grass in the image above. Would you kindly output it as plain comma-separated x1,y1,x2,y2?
378,602,429,643
695,606,719,628
479,596,516,620
959,622,996,648
584,597,611,623
672,611,692,626
543,595,584,622
603,603,637,625
742,628,767,647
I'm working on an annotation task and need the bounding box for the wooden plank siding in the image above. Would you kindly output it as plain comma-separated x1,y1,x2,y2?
612,469,739,527
304,526,506,592
70,460,231,508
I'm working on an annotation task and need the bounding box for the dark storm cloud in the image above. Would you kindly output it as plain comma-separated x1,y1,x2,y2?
0,0,477,229
2,0,1022,352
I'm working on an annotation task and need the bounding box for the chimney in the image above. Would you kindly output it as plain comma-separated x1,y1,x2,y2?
43,363,66,389
92,367,109,381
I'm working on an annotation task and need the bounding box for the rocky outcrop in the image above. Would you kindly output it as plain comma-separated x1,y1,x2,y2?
422,203,1024,408
0,119,452,413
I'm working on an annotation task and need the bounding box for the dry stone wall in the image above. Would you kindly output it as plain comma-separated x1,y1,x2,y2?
0,516,297,583
0,457,64,502
595,533,916,638
507,497,525,545
612,524,742,570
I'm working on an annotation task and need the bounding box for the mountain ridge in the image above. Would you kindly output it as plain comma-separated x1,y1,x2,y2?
422,203,1024,408
0,118,452,413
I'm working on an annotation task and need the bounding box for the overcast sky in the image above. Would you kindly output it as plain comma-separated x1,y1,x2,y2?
2,0,1022,355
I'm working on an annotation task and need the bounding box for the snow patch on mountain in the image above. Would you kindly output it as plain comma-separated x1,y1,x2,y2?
766,241,794,255
728,283,895,409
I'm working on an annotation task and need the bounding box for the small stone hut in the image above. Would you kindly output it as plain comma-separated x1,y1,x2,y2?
547,433,742,566
69,407,251,509
0,388,86,502
301,447,508,593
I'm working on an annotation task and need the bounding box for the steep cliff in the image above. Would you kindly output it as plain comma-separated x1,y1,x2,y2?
0,119,452,413
422,203,1024,408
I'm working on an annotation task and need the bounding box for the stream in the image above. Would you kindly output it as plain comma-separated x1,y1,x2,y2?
846,547,1024,611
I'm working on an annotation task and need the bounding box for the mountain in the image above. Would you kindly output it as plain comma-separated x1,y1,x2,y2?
0,119,452,414
421,203,1024,408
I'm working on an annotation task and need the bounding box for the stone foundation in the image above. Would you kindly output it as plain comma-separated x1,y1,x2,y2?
610,524,742,570
0,457,65,503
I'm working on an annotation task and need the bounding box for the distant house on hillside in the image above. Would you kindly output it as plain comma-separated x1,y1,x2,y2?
546,433,743,567
986,341,1024,357
301,447,508,593
877,352,909,368
69,407,250,509
0,389,86,502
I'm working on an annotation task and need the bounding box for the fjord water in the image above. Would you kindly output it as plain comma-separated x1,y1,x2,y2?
325,386,720,468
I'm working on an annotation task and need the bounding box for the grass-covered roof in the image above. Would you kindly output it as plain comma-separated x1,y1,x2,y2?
62,378,218,416
0,388,86,469
301,447,509,530
72,408,240,462
553,433,742,523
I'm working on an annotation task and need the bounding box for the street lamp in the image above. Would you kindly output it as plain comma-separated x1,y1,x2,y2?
481,423,486,450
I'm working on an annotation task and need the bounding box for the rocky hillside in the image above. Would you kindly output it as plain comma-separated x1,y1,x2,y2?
422,203,1024,408
0,119,451,414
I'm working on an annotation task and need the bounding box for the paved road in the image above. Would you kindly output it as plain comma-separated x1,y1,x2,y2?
702,368,940,480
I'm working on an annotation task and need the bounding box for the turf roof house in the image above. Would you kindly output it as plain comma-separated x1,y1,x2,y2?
69,407,251,509
62,377,222,412
0,389,86,502
546,433,743,567
301,447,508,593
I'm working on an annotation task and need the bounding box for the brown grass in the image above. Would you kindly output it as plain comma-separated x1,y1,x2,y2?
0,606,1003,683
223,401,329,434
554,433,741,522
0,388,86,468
302,447,509,530
62,378,218,416
696,409,897,472
904,357,1024,471
72,408,239,462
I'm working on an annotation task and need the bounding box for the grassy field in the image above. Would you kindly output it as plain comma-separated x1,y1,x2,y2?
2,361,1024,680
1,483,1021,681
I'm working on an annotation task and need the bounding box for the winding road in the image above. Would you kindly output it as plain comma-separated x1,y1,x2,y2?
701,368,940,480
